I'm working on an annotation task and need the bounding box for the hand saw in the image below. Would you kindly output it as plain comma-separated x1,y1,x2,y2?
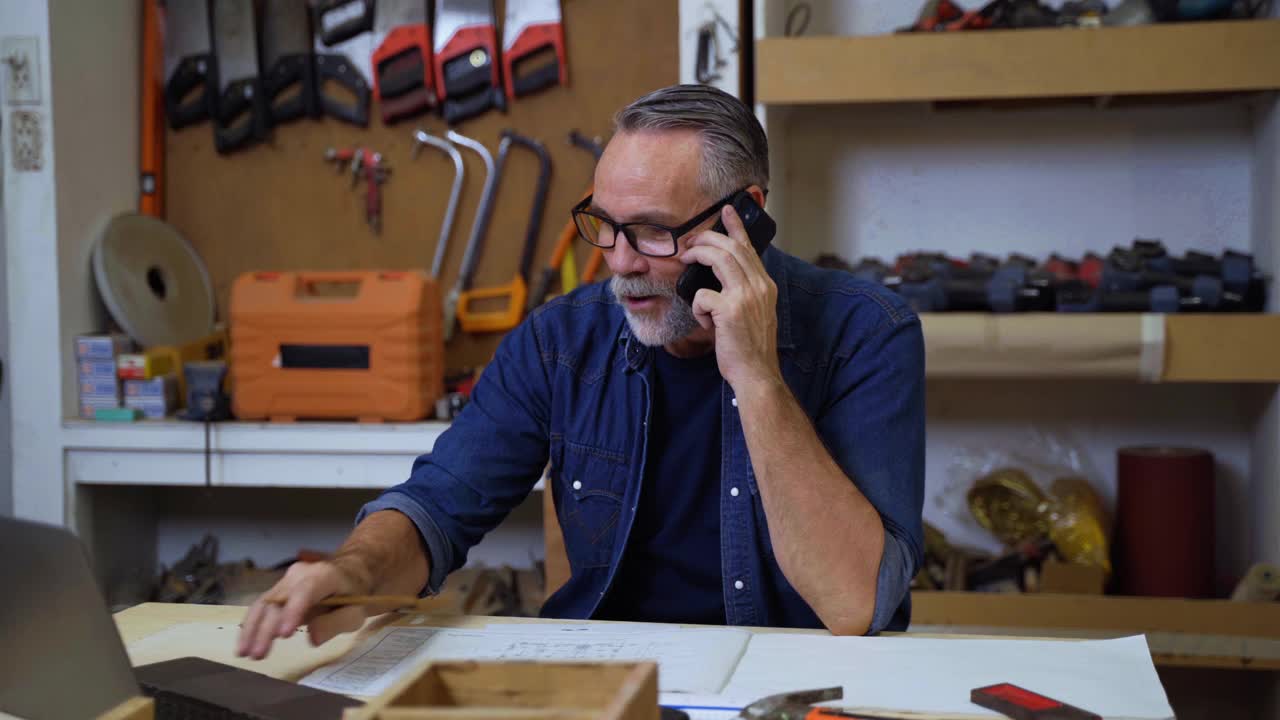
502,0,567,101
161,0,215,128
210,0,269,153
371,0,436,123
434,0,507,125
457,130,552,334
261,0,319,123
311,0,373,126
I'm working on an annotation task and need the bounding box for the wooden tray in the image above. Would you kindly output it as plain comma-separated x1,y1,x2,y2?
344,661,659,720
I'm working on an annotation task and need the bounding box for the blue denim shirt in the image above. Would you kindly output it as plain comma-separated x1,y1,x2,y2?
359,247,926,633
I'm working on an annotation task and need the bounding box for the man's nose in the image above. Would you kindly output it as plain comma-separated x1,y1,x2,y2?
604,233,649,276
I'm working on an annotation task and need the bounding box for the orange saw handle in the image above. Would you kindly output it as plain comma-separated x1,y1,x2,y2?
457,275,528,334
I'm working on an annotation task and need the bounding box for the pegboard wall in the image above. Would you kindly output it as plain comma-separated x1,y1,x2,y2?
166,0,678,369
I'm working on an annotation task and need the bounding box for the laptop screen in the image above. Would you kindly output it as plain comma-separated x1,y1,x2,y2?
0,516,141,720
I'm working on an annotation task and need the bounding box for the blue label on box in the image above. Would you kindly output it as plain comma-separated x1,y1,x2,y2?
75,334,132,360
124,377,176,398
81,395,120,406
80,379,120,396
77,359,117,380
124,403,168,419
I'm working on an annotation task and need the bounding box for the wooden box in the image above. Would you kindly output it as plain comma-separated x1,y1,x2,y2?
96,697,155,720
344,661,660,720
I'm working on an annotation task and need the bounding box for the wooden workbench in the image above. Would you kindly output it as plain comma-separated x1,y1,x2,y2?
110,603,991,720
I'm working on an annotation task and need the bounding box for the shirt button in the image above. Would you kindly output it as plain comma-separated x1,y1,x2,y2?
734,580,745,590
731,397,738,408
730,487,740,497
572,481,582,490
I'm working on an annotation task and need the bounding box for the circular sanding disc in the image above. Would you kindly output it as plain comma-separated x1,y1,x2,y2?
92,213,215,348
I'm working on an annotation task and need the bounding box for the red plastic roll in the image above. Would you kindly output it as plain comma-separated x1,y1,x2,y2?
1116,447,1215,598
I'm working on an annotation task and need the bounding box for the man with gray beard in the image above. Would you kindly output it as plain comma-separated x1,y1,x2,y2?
238,85,925,659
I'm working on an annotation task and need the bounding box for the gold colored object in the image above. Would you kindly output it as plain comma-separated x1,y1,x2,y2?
968,469,1112,574
1047,476,1112,573
967,468,1050,546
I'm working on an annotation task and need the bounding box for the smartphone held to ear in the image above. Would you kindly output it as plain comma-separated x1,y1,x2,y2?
676,191,777,305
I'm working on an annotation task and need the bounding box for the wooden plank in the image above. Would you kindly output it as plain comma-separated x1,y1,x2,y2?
912,592,1280,639
1163,314,1280,382
920,313,1149,379
757,20,1280,105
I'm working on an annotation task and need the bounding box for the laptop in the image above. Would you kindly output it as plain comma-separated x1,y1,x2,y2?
0,516,362,720
0,515,140,719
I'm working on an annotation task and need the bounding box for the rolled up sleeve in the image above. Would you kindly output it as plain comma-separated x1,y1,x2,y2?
816,307,926,634
356,317,553,596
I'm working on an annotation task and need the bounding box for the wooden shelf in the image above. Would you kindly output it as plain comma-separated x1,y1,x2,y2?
1164,315,1280,382
757,20,1280,105
921,313,1280,382
910,591,1280,670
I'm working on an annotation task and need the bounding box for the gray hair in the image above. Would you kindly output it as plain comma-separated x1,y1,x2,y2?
613,84,769,200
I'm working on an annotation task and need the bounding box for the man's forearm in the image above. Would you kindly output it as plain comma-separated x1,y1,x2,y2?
332,510,431,598
735,377,885,635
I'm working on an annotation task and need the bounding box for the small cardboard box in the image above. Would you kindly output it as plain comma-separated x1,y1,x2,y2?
78,358,118,380
118,350,177,380
345,661,659,720
75,333,134,360
1040,559,1106,595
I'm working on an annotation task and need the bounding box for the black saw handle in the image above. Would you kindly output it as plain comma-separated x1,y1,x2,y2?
165,53,215,128
315,53,371,126
264,52,320,122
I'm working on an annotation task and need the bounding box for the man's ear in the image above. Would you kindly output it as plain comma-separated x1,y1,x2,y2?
746,185,767,209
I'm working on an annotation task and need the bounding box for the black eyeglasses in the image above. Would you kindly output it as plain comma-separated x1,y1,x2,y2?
571,189,741,258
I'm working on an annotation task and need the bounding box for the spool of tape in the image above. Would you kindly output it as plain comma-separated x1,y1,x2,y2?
92,213,215,348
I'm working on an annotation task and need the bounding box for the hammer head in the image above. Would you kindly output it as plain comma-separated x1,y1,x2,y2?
740,687,843,719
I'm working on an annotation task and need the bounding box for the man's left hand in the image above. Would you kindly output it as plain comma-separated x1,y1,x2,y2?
682,204,781,390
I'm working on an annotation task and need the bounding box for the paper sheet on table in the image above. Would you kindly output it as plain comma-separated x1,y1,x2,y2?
718,634,1173,719
299,624,750,697
484,622,681,634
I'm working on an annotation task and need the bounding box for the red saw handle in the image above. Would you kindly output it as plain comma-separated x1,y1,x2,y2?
372,24,435,110
502,21,567,100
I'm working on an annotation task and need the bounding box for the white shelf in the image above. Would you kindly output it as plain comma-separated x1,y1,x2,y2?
62,418,450,454
61,419,546,491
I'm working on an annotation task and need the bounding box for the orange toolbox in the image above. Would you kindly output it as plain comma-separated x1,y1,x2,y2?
230,270,444,422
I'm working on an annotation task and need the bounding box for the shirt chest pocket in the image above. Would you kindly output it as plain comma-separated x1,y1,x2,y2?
549,436,630,571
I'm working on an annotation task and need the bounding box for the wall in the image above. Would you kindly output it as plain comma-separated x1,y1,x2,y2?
0,109,10,516
5,0,140,524
49,0,139,415
781,101,1253,263
2,1,61,524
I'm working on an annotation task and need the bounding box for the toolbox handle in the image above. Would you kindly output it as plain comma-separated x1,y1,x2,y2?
291,271,373,299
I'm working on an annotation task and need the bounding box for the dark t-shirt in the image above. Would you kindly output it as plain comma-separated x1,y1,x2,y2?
595,347,726,624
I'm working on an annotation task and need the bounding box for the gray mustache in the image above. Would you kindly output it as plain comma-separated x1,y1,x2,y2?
611,275,678,300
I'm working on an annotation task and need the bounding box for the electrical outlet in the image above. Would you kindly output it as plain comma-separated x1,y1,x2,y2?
2,36,41,106
10,110,42,172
